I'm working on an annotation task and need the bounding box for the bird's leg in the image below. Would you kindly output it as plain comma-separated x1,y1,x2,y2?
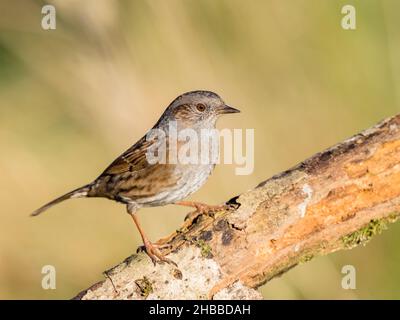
128,211,177,267
175,201,227,222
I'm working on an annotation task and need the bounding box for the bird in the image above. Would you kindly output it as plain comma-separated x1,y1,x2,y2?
31,90,240,265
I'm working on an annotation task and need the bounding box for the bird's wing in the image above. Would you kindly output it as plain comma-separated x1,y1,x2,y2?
92,135,180,201
101,136,155,175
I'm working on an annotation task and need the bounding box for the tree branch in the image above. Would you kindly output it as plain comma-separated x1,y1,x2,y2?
74,114,400,300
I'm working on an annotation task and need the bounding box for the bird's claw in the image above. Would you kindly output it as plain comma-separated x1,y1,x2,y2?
137,241,177,267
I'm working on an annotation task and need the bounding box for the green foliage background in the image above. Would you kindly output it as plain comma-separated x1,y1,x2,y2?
1,0,400,299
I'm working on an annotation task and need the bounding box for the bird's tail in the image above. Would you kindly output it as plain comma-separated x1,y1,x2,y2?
30,184,91,217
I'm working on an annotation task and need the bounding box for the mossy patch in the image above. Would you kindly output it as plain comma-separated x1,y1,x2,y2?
341,214,399,249
135,276,153,298
299,254,314,264
194,239,213,258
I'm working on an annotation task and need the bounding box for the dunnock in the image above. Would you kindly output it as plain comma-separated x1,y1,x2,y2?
31,90,239,265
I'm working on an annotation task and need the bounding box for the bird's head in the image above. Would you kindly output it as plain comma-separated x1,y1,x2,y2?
157,90,240,129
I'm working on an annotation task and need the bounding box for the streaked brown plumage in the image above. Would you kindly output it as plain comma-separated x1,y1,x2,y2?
31,90,240,265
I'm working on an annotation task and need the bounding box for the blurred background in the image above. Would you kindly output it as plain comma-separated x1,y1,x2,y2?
1,0,400,299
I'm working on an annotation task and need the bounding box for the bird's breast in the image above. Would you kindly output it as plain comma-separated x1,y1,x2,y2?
176,163,215,197
137,163,215,207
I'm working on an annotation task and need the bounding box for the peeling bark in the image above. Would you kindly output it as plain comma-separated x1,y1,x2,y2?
75,114,400,300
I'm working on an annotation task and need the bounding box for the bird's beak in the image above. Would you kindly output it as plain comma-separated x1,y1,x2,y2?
219,104,240,114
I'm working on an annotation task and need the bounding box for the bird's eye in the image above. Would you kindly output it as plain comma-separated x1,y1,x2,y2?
196,103,206,112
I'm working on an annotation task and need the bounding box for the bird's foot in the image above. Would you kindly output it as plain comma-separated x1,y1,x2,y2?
137,241,177,267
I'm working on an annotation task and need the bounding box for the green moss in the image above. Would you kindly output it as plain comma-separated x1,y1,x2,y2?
263,213,399,287
299,254,314,264
341,214,399,249
135,276,153,298
195,239,213,258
